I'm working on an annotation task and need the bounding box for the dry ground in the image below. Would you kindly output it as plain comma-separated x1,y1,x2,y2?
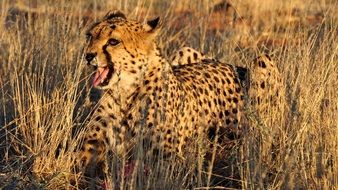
0,0,337,189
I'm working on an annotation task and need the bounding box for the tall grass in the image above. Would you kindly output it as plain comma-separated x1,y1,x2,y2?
0,0,337,189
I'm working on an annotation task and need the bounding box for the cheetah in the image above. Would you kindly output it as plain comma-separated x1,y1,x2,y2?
79,10,245,179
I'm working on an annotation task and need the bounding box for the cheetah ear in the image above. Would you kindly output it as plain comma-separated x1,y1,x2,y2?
104,10,127,20
144,17,161,33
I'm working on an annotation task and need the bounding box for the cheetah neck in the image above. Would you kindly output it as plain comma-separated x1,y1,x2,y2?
100,47,175,114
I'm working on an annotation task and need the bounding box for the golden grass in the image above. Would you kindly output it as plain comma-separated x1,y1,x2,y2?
0,0,337,189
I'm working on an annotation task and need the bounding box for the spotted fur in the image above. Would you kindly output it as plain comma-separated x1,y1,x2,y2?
79,10,244,179
248,54,285,119
171,47,207,66
170,47,285,117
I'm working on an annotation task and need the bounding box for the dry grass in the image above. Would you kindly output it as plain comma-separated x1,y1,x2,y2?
0,0,337,189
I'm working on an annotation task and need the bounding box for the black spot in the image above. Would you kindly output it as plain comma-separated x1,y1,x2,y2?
179,51,183,56
258,60,267,68
187,57,191,64
204,73,211,78
265,55,272,61
219,112,224,118
131,60,136,65
225,119,231,125
146,97,152,104
218,98,223,105
131,131,136,137
260,82,265,89
232,108,238,114
225,110,230,116
95,127,100,131
146,122,153,128
193,52,198,60
101,120,108,127
233,97,238,103
204,89,209,96
95,116,102,121
120,119,128,126
109,113,117,120
214,76,220,83
148,71,154,77
222,101,226,107
87,139,98,145
193,91,198,99
144,80,150,85
228,89,233,94
198,87,203,93
208,84,213,90
214,99,217,105
212,112,217,117
127,113,133,120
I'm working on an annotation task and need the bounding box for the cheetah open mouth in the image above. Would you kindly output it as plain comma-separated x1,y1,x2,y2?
92,66,114,87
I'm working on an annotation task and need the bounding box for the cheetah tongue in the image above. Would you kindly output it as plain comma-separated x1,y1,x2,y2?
92,67,109,87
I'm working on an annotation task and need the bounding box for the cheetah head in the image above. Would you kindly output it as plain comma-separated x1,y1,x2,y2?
84,10,160,89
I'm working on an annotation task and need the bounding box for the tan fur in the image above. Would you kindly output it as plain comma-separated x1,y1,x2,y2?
248,54,286,121
79,10,244,178
171,47,207,66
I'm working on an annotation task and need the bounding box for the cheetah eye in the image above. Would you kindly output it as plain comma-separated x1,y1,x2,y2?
108,38,120,46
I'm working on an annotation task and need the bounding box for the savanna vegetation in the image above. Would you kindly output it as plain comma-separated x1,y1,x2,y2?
0,0,337,189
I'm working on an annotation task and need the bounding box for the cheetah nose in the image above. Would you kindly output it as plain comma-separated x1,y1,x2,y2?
85,53,97,63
